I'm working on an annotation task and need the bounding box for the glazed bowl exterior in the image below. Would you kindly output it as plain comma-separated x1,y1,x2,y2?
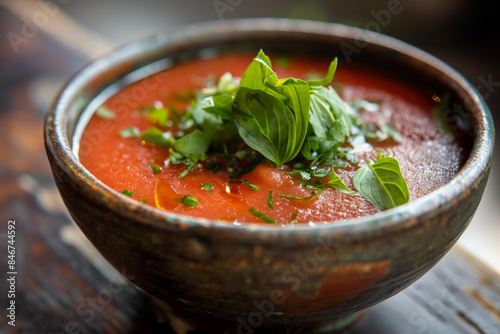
44,19,494,328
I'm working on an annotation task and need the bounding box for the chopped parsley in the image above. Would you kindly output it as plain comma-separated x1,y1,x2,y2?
121,190,135,197
267,191,274,210
146,107,170,128
245,182,260,191
149,164,162,174
96,106,116,119
140,127,173,148
119,127,141,138
174,194,199,207
200,182,213,194
248,207,277,224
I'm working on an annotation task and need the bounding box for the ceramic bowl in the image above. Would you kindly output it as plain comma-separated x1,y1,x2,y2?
45,19,494,333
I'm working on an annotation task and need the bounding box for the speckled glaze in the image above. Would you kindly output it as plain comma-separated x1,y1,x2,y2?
45,19,494,331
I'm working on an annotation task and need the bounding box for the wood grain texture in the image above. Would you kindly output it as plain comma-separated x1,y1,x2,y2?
1,6,500,334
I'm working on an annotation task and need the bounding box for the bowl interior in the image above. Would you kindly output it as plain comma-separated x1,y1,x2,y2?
47,18,494,236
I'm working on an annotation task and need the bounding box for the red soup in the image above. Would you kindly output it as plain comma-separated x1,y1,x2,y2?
78,52,469,225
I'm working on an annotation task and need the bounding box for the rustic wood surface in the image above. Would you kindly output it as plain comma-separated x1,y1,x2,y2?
2,5,500,334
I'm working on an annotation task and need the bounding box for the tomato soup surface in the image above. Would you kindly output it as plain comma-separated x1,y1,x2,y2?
79,52,468,225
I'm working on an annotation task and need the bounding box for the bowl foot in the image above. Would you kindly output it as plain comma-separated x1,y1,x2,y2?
150,296,365,333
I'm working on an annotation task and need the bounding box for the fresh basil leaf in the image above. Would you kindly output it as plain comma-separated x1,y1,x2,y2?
310,166,330,178
238,49,277,92
149,164,162,174
327,170,356,194
307,58,338,87
119,127,141,138
200,182,213,194
202,93,234,120
173,130,210,156
191,97,223,127
192,95,239,142
275,78,310,160
248,207,277,224
309,86,352,143
217,72,237,93
174,194,199,207
352,157,409,210
147,107,169,128
121,190,135,197
141,127,173,148
267,191,274,210
233,88,299,167
96,106,116,119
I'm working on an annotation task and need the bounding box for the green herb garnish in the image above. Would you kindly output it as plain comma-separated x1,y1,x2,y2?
245,182,260,191
248,207,277,224
172,130,210,156
279,192,321,201
149,164,162,174
267,191,274,210
147,107,169,128
140,127,173,148
327,170,356,194
352,157,409,210
119,50,411,215
201,182,213,194
379,124,402,143
174,194,199,207
121,190,135,197
232,50,311,167
96,106,116,119
119,127,141,138
169,151,206,179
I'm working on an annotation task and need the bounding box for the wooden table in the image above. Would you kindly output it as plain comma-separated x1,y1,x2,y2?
2,4,500,334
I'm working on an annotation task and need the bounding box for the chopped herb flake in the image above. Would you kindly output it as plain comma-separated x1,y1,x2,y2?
288,211,298,224
201,182,213,194
149,164,162,174
245,182,260,191
327,170,356,194
267,191,274,210
141,127,173,148
96,106,116,119
121,190,135,197
248,207,277,224
279,192,321,201
147,107,170,128
119,127,141,138
174,194,199,207
379,124,402,143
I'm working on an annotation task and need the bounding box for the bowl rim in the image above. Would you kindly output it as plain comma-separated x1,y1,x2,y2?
45,18,495,239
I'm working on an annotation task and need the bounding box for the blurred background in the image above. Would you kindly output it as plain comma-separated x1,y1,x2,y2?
2,0,498,269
